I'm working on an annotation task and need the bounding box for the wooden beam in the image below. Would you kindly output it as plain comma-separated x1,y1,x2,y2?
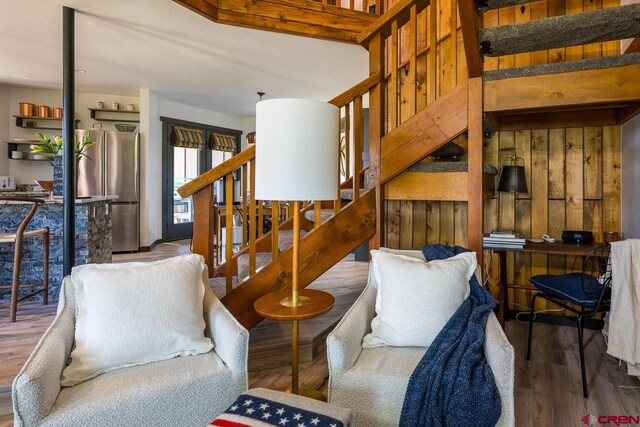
173,0,376,44
458,0,483,77
616,102,640,124
467,77,483,263
496,108,619,130
222,189,376,330
484,63,640,113
385,172,469,200
380,82,468,184
328,73,380,107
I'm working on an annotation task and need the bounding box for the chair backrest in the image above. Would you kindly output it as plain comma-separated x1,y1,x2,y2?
582,244,612,312
0,196,44,238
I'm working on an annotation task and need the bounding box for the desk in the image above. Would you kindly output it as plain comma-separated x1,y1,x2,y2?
490,241,603,327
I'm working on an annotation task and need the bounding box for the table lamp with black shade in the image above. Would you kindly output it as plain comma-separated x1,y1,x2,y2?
495,155,528,235
253,98,338,401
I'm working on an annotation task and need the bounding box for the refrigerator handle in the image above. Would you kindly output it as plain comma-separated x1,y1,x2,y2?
103,132,109,196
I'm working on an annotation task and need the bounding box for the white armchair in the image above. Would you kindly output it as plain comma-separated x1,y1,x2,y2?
327,250,515,427
12,276,249,427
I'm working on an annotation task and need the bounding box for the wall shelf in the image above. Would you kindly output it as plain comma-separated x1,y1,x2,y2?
13,115,80,130
88,108,139,123
4,141,49,162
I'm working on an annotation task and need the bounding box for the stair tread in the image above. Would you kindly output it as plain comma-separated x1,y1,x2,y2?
484,52,640,81
479,0,544,11
480,4,640,57
340,188,366,201
304,209,334,224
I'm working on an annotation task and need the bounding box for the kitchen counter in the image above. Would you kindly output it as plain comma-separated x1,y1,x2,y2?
0,196,112,302
0,195,114,204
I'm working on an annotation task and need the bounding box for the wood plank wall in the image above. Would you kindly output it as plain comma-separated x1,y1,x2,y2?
383,0,622,310
482,0,621,308
383,0,469,248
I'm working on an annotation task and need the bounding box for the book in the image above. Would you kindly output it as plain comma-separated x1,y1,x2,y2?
489,230,516,238
483,242,525,249
483,233,526,244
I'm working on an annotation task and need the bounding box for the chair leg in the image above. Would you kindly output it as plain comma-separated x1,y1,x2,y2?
526,293,539,361
10,239,23,323
43,229,49,306
577,315,588,398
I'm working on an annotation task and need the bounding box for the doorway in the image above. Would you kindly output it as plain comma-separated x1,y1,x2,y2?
161,117,241,241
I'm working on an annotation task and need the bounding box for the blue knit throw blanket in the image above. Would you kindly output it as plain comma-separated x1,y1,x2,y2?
399,244,502,427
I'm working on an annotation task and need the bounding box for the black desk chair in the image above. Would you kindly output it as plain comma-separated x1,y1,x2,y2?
526,244,611,399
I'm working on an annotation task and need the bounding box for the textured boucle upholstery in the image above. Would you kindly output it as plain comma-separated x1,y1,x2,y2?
327,249,515,427
13,273,249,427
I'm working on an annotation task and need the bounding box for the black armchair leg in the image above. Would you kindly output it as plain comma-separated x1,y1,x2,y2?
526,293,539,361
577,315,588,398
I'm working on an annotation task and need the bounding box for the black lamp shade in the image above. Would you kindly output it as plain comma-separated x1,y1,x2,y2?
497,165,528,194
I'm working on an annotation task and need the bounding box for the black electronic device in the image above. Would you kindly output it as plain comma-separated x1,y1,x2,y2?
561,230,594,244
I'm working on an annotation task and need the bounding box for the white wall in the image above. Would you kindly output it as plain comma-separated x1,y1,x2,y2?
622,113,640,239
139,89,244,246
6,87,138,184
239,116,256,150
0,86,9,177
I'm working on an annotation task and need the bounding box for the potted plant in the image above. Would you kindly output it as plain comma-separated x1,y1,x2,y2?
30,132,95,164
31,132,95,196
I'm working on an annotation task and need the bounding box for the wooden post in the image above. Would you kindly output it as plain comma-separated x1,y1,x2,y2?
368,33,385,250
192,186,216,274
272,201,279,260
249,159,257,276
225,173,234,293
468,77,483,265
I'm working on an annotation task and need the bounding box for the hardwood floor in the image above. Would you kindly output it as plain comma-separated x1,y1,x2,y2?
2,242,640,426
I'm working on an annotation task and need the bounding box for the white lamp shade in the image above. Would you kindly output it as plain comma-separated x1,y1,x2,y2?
255,99,339,201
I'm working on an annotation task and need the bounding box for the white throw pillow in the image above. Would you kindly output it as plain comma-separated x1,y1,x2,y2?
61,254,214,387
362,250,476,349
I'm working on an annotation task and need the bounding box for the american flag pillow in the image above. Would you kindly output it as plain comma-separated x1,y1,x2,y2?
211,393,345,427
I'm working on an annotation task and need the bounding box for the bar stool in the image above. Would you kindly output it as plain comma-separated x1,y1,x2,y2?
0,196,49,322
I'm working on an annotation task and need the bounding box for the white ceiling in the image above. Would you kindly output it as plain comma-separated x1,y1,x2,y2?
0,0,369,116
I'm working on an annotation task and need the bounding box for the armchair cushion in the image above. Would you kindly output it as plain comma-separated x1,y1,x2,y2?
362,250,475,348
61,254,214,386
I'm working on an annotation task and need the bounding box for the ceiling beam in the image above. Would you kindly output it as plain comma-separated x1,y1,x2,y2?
458,0,483,77
174,0,377,44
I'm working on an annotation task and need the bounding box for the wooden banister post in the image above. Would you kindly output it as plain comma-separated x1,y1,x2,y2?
368,32,385,250
468,77,484,265
192,186,216,275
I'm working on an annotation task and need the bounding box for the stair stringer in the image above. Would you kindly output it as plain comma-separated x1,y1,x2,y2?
222,190,377,330
380,81,469,184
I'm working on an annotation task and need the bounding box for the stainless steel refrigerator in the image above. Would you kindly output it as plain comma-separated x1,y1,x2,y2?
77,130,140,252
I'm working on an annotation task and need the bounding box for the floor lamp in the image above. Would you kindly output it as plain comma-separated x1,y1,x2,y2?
253,98,338,401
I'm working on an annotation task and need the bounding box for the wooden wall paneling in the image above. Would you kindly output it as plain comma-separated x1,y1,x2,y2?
529,0,549,65
583,127,603,200
530,129,549,310
548,129,566,200
483,9,499,71
584,200,603,242
564,0,584,61
448,0,457,89
437,0,451,40
439,36,454,95
413,200,427,248
515,130,532,200
582,0,603,59
426,201,441,244
416,54,428,112
428,3,437,104
484,198,499,297
386,200,401,248
602,125,621,234
565,128,585,231
515,199,531,308
454,201,468,247
547,0,567,63
513,3,531,67
547,199,566,274
390,21,399,131
456,30,468,83
440,201,455,245
400,200,414,248
497,7,515,69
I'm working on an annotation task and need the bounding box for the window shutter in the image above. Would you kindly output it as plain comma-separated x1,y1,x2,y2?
211,133,237,152
172,127,205,149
